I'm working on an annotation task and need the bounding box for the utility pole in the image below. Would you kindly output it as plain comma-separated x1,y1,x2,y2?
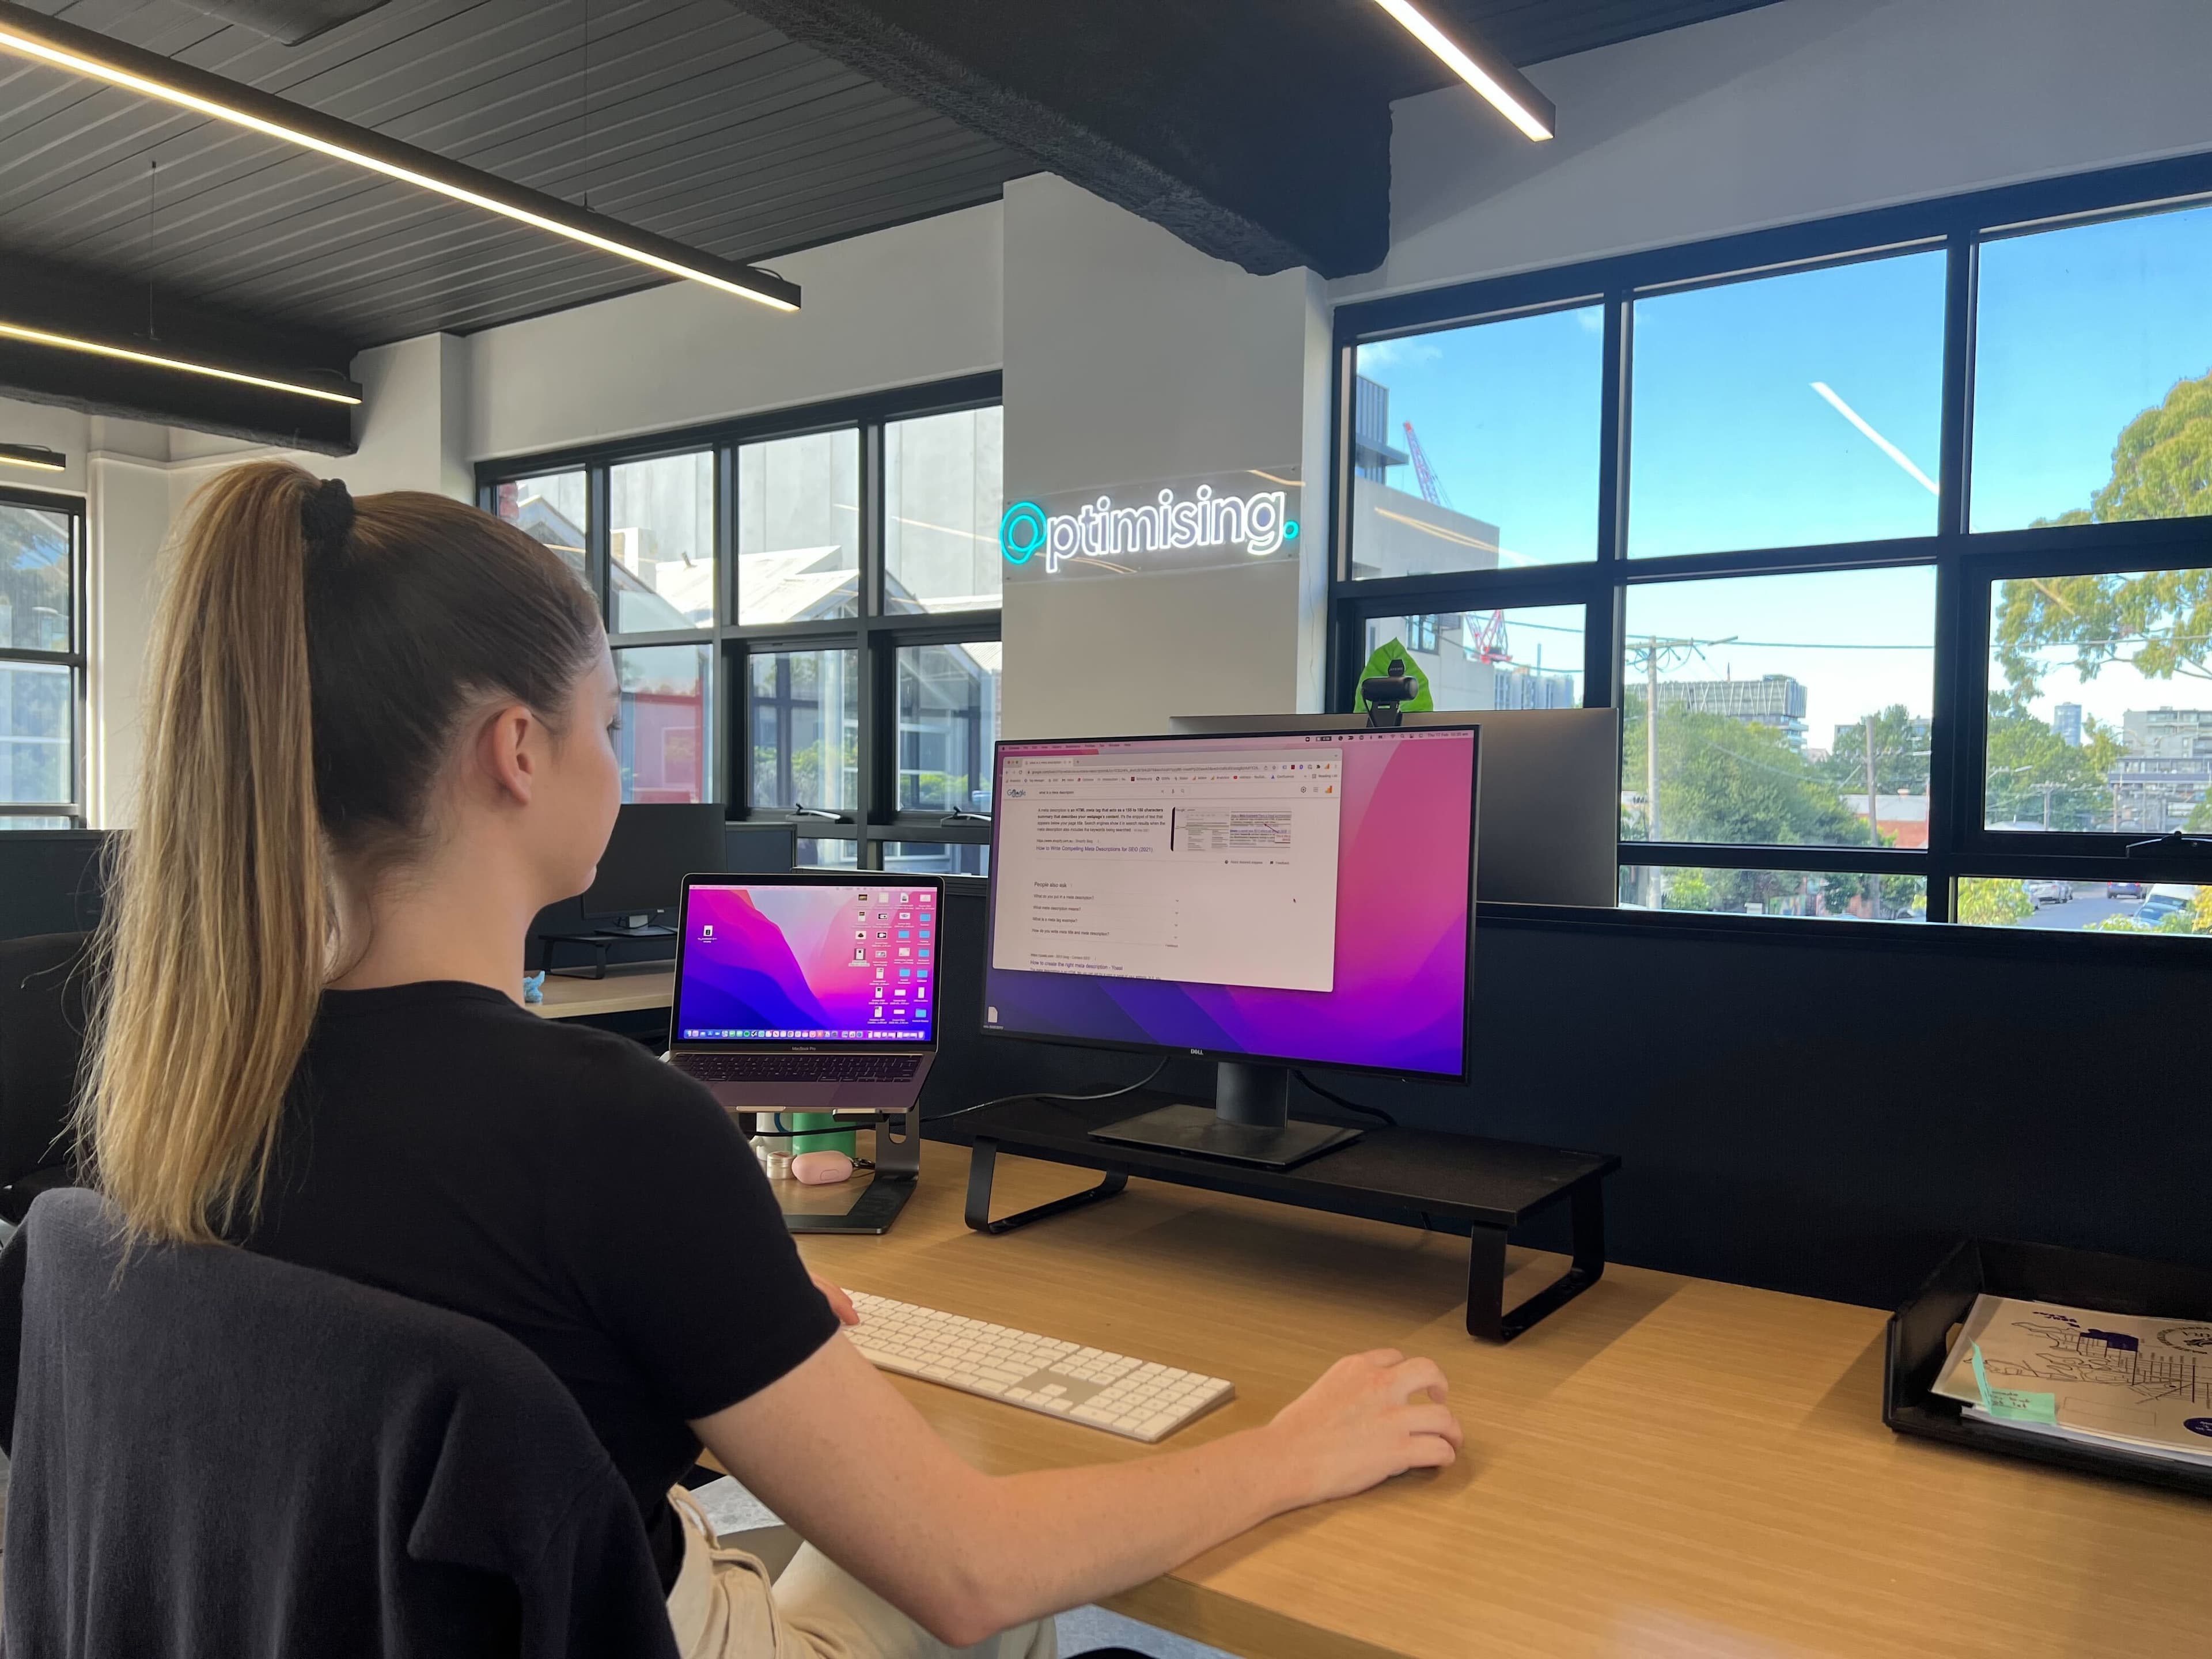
1622,632,1737,908
1864,714,1881,917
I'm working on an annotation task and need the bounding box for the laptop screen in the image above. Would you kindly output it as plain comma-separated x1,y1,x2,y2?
676,880,939,1044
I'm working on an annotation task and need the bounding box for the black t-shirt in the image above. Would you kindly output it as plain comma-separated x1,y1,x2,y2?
243,982,837,1592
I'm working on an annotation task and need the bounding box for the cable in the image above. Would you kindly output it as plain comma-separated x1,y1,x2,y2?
1291,1068,1397,1128
926,1056,1172,1124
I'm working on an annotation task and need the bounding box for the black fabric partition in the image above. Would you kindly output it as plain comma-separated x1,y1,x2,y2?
922,887,2212,1310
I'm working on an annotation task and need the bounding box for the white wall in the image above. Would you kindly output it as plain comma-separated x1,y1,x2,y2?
998,175,1332,737
468,201,1004,463
1344,0,2212,304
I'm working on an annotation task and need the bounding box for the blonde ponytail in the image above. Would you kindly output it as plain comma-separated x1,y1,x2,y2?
78,460,600,1244
82,463,331,1243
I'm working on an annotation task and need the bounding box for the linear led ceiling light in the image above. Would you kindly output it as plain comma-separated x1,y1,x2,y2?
0,442,67,473
0,1,800,312
1369,1,1556,141
0,319,360,404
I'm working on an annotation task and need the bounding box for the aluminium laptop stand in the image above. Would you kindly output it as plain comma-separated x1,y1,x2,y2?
764,1104,923,1235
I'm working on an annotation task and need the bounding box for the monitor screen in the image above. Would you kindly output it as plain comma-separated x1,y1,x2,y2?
676,879,940,1044
982,727,1477,1078
584,803,727,919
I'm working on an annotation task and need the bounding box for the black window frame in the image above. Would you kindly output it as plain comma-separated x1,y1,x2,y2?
0,482,87,828
478,373,1002,871
1330,151,2212,934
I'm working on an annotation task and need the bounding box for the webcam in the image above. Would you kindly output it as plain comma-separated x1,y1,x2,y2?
1360,657,1422,728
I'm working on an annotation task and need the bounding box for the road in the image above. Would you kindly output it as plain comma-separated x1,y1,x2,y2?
2017,890,2142,931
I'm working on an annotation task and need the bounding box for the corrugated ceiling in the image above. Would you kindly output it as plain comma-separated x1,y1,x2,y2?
0,0,1031,344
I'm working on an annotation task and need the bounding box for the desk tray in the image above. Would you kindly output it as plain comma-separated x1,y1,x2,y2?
1884,1236,2212,1499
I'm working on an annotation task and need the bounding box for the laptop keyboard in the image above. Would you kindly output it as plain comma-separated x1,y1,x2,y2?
679,1053,923,1084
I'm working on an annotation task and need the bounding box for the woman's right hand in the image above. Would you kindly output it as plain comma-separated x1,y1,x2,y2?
1260,1349,1464,1507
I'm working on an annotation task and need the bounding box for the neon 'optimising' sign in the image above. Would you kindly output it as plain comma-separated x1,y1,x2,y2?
1000,486,1298,575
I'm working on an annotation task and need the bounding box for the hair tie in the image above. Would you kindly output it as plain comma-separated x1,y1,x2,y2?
301,477,355,554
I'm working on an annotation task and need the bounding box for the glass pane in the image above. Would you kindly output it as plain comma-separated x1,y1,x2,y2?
749,648,858,813
493,471,589,588
1630,252,1946,557
797,838,859,869
1622,568,1937,849
0,816,75,830
1350,306,1601,574
1358,605,1583,710
1,502,73,651
1620,864,1927,921
0,661,73,805
1957,877,2212,936
738,431,859,624
615,646,711,805
1974,202,2212,532
884,841,987,876
610,452,715,632
896,642,999,813
1986,565,2212,832
885,407,1003,614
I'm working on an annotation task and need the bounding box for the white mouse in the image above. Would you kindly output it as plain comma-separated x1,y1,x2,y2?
790,1150,855,1186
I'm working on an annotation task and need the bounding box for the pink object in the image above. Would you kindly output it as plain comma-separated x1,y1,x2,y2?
791,1151,855,1186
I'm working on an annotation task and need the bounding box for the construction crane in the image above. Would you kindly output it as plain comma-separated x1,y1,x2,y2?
1400,419,1509,665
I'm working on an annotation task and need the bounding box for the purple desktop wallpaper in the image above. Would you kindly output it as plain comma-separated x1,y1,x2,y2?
983,732,1474,1075
678,882,937,1043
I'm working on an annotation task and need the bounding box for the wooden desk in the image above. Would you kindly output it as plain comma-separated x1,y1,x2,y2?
527,964,674,1020
791,1141,2212,1659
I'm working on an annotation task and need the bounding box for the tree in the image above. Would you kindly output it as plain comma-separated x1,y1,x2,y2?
1957,878,2035,927
1821,704,1931,804
1984,692,2123,830
1622,696,1859,848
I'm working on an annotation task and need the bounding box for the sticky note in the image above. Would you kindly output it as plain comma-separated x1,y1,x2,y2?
1971,1342,2059,1425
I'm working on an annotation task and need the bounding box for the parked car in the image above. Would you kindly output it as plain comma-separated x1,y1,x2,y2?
2133,884,2196,928
2107,880,2146,899
2024,879,2071,906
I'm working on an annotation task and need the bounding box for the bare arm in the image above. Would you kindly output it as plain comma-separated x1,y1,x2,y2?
692,1285,1459,1647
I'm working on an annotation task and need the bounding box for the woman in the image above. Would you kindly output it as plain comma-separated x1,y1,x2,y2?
81,462,1463,1658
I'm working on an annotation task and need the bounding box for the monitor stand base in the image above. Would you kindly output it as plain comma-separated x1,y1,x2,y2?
1088,1103,1359,1171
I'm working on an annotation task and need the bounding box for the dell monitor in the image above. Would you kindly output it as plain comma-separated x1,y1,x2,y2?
1170,709,1618,908
983,725,1479,1169
581,802,728,937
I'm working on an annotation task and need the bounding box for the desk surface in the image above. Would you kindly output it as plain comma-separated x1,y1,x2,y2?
790,1141,2212,1659
528,964,675,1020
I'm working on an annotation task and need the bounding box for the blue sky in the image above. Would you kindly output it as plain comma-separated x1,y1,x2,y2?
1355,201,2212,745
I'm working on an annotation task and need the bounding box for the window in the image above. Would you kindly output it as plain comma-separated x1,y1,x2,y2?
493,471,589,586
616,645,711,805
1349,305,1603,574
483,376,999,871
1974,202,2212,532
750,647,858,815
738,430,859,625
1334,162,2212,937
1357,605,1585,710
885,407,1003,613
1,493,81,827
609,453,714,632
1630,253,1946,557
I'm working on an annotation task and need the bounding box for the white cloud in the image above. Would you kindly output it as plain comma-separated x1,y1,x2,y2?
1357,336,1444,370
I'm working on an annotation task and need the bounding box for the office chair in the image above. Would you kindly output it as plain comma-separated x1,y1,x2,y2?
0,932,92,1227
5,1187,681,1658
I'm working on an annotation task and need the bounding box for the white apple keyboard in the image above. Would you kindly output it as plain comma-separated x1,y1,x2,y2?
846,1291,1236,1442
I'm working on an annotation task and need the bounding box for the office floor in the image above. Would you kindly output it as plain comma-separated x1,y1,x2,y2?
694,1476,1228,1659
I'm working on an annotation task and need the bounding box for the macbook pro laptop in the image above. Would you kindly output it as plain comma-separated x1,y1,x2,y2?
669,871,941,1113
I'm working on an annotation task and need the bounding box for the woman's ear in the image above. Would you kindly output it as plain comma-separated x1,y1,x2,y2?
476,703,540,807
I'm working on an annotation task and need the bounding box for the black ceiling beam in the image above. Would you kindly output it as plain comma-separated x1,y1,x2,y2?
728,0,1399,278
0,249,359,454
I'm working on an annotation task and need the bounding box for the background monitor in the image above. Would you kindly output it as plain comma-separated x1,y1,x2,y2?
0,830,113,942
983,726,1478,1165
1171,709,1618,908
581,802,729,935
